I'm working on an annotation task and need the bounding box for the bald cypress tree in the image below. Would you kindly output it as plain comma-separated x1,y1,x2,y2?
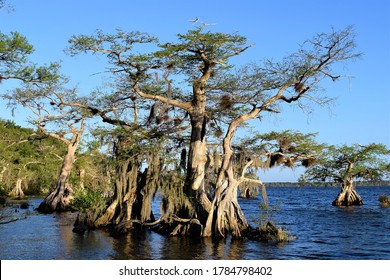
301,144,390,206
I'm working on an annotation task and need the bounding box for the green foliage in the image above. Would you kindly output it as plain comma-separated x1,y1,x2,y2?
0,119,65,194
0,31,33,65
156,26,249,75
66,25,253,113
67,29,158,71
71,188,106,212
1,27,61,83
0,185,7,196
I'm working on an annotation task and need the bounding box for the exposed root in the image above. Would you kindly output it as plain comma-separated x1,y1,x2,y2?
36,184,73,213
98,215,204,238
0,217,24,224
110,218,161,236
332,189,363,206
0,207,29,225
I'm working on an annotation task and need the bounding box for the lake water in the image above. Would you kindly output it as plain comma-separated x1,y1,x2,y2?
1,186,389,260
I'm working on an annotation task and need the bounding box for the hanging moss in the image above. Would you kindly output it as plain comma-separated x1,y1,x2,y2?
214,129,223,138
285,158,294,168
269,154,284,167
294,82,305,93
252,157,270,168
219,94,233,109
302,158,316,167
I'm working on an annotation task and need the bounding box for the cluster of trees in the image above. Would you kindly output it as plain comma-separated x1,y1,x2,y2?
0,119,113,199
0,119,64,197
1,4,389,240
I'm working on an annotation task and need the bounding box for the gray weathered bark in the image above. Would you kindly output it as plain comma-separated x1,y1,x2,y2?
9,178,24,198
37,144,76,213
332,180,363,206
332,162,363,206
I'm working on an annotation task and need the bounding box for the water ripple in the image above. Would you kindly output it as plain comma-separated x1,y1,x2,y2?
1,186,390,259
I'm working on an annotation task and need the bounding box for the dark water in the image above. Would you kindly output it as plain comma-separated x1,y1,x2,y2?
1,186,389,260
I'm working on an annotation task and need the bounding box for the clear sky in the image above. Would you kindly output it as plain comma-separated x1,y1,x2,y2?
1,0,389,182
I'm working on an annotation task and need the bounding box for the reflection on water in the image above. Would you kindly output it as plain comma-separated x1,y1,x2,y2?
111,233,252,260
1,186,390,260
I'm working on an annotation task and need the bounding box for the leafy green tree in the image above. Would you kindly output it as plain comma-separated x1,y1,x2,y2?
1,1,84,210
54,79,183,229
300,143,390,206
3,79,87,212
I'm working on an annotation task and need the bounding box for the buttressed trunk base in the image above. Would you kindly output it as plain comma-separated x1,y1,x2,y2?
332,182,363,206
36,146,75,213
36,183,73,213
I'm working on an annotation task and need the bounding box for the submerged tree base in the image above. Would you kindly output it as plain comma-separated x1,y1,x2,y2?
72,211,293,244
332,189,363,207
36,197,73,214
107,215,203,238
36,194,74,214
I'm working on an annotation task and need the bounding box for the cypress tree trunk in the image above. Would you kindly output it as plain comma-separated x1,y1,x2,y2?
204,120,249,239
332,163,363,207
37,144,76,213
185,112,210,222
332,180,363,206
203,162,249,238
93,139,158,232
0,165,7,185
9,178,24,198
204,107,262,238
94,158,139,227
186,116,207,193
36,122,84,214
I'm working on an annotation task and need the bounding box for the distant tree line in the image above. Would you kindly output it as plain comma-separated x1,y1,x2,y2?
265,181,390,187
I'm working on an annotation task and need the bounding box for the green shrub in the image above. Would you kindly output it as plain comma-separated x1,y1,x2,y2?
379,194,390,207
71,188,106,212
250,201,292,242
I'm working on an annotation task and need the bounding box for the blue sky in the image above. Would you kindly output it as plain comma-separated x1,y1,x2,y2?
1,0,389,182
